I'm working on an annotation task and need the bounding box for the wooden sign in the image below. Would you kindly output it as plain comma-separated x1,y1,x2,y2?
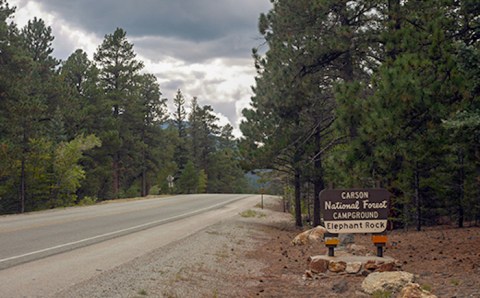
320,189,390,234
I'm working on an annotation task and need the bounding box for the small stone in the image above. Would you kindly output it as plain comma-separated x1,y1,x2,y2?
328,261,347,273
309,257,329,273
364,261,378,271
304,270,314,279
345,262,362,274
378,262,395,272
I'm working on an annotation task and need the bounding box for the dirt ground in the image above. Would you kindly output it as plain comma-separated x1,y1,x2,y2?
243,199,480,298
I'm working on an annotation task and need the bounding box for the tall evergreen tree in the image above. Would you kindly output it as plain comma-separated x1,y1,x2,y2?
94,27,144,198
172,89,189,173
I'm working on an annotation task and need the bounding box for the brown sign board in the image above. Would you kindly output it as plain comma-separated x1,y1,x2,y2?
320,189,390,234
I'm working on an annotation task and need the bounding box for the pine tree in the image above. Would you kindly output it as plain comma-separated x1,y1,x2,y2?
94,27,144,198
172,89,189,173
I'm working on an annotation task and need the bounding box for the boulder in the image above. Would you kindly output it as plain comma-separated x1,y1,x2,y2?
292,226,327,246
361,271,415,295
398,283,437,298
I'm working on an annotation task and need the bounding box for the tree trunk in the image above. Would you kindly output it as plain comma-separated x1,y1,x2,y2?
476,142,480,225
112,156,120,199
458,151,465,228
141,129,147,197
141,168,147,197
414,163,421,231
313,127,325,227
294,169,302,227
20,157,26,213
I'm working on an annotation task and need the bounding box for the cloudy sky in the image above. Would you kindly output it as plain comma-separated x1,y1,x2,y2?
9,0,272,136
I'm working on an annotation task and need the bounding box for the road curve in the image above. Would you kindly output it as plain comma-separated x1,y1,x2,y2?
0,194,251,270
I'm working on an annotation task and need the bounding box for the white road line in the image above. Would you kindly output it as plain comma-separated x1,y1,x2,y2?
0,196,245,265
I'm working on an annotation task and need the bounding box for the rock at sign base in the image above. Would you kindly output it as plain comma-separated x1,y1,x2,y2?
345,262,362,274
328,261,347,273
309,256,329,273
361,271,415,295
398,283,437,298
364,260,378,271
378,262,395,272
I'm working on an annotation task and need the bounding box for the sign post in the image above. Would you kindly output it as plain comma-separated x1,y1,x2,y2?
167,175,174,190
320,188,390,257
260,188,264,209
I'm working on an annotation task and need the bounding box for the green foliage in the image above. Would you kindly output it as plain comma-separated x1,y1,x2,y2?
197,169,207,193
53,134,101,206
77,196,97,206
177,161,198,194
148,185,161,196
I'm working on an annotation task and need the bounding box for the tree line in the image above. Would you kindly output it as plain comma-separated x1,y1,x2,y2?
0,1,249,214
240,0,479,229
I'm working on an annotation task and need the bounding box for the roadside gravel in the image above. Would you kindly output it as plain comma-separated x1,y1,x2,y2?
54,196,289,298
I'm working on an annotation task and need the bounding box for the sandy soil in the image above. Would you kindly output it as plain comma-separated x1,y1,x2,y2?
56,196,480,298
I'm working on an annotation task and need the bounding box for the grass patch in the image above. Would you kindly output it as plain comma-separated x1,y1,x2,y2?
451,279,460,286
240,209,266,218
138,289,148,296
372,290,392,298
421,284,432,292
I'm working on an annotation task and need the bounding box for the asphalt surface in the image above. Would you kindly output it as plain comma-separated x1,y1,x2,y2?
0,194,260,297
0,194,249,270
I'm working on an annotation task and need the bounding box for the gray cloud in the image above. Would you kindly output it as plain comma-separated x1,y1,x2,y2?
132,33,258,63
35,0,270,41
32,0,271,63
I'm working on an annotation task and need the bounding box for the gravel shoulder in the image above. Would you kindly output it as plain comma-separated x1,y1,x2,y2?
55,196,480,298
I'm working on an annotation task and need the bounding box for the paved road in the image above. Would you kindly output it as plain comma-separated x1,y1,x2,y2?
0,194,260,297
0,194,250,270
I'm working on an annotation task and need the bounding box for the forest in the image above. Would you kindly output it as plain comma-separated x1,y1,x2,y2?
0,1,249,214
239,0,479,230
1,0,479,232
